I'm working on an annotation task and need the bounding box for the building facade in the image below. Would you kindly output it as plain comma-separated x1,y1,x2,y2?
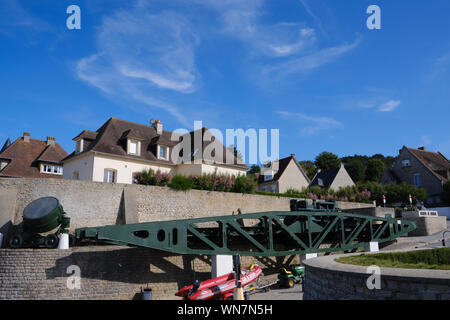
62,118,248,184
392,146,449,205
0,133,68,179
257,154,310,193
310,163,355,191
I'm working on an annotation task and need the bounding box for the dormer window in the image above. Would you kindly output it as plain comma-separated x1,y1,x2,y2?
127,139,141,156
158,145,169,160
76,139,83,153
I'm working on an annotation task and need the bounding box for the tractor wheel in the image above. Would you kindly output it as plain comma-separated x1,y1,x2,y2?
288,279,295,288
9,234,23,249
44,234,59,249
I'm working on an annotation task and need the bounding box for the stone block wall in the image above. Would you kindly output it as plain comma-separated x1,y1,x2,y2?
302,254,450,300
0,246,298,300
403,216,448,236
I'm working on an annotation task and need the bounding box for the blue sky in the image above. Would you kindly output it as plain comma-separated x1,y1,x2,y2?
1,0,449,164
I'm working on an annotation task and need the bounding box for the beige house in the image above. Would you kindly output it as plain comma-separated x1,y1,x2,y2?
310,163,355,191
257,154,310,193
392,146,449,205
62,118,248,184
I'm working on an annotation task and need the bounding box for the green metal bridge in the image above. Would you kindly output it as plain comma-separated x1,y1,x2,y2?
75,200,416,256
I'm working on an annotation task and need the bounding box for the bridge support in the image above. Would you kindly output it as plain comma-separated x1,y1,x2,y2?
300,253,318,263
212,255,233,278
365,242,379,253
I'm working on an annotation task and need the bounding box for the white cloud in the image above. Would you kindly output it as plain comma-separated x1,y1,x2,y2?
377,100,401,112
75,6,200,126
278,111,343,135
261,39,360,79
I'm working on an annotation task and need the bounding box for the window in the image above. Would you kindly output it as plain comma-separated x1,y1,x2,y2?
159,145,168,160
104,169,116,183
41,164,63,175
76,139,83,153
318,178,324,187
402,159,411,167
413,173,421,187
271,185,277,193
72,171,79,180
128,140,139,155
264,172,273,181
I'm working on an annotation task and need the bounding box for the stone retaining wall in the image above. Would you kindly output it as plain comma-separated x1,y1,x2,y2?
0,177,374,235
302,253,450,300
0,246,298,300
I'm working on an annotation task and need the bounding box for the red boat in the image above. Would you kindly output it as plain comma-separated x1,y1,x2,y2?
175,264,262,300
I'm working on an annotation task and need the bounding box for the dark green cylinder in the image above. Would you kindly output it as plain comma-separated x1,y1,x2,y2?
22,197,64,234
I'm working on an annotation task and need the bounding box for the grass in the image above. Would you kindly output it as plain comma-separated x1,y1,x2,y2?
336,248,450,270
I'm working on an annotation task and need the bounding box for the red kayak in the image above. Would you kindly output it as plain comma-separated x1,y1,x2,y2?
175,264,262,300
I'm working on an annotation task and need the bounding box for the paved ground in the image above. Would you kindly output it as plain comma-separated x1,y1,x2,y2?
249,283,303,300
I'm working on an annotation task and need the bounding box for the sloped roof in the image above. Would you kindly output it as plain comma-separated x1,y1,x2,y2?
310,167,341,188
0,137,68,178
63,117,248,169
258,154,309,184
406,147,450,182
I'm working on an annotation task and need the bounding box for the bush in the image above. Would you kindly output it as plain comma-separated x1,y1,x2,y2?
169,175,194,191
134,169,172,186
232,174,257,194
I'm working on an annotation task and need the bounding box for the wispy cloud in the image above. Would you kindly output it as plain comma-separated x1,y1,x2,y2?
261,39,360,80
278,111,343,136
377,100,401,112
0,0,54,33
75,6,199,126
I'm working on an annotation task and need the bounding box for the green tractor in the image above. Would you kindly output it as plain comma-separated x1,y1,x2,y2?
278,266,305,288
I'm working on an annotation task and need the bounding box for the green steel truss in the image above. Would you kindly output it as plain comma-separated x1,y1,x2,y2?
75,208,416,256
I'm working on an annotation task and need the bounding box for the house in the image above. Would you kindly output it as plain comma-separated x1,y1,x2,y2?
62,117,248,184
392,146,450,205
0,133,68,179
257,154,310,193
309,163,355,191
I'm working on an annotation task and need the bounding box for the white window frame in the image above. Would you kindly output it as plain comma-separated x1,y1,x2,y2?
128,139,140,156
104,169,117,183
158,145,169,160
40,164,63,175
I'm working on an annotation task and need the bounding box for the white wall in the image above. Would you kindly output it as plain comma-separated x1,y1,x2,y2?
278,160,309,193
62,153,95,181
330,165,355,191
92,154,173,184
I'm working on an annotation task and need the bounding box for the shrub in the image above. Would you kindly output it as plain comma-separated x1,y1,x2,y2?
169,175,194,191
232,174,257,194
136,168,155,185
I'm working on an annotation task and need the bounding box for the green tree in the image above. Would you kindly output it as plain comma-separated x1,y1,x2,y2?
314,152,341,171
299,160,317,180
345,158,366,182
247,164,261,175
365,158,385,182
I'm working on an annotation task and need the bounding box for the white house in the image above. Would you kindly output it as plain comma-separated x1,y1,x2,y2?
62,118,248,184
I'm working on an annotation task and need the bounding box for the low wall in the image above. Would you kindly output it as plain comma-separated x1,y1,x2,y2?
403,216,447,236
345,206,395,218
0,246,299,300
302,253,450,300
0,177,374,236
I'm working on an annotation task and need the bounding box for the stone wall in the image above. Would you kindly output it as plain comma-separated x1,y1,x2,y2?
402,216,448,236
0,177,374,236
302,253,450,300
0,246,298,300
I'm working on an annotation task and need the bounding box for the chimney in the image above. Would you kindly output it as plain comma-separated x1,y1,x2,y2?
23,132,30,142
418,146,426,151
152,120,163,135
46,136,55,146
291,154,296,158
